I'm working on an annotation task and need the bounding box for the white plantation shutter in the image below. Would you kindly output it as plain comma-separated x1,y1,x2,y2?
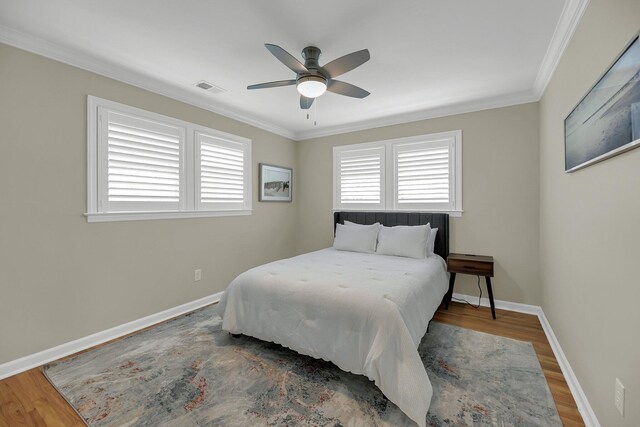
333,131,461,214
340,154,381,204
394,139,454,210
100,109,185,212
335,147,384,209
88,97,253,221
196,132,250,210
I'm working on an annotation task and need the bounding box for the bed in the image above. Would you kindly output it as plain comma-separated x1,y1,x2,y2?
216,212,450,427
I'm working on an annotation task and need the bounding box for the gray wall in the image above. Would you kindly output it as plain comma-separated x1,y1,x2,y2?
539,0,640,426
0,43,298,364
296,103,541,305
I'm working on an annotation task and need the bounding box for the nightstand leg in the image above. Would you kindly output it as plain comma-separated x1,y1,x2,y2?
485,276,496,319
445,273,456,309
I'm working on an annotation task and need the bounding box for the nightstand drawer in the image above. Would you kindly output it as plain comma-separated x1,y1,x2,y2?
447,257,494,276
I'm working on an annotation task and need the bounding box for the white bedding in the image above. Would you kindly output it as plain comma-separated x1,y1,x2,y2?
216,248,449,427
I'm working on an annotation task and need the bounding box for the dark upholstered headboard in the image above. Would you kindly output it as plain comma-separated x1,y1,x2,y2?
333,211,450,259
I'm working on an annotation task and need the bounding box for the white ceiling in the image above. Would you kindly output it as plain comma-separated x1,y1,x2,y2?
0,0,586,140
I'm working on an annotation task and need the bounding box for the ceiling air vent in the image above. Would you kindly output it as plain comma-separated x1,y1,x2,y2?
194,80,226,94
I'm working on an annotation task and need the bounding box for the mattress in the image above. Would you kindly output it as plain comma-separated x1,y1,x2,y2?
216,248,449,427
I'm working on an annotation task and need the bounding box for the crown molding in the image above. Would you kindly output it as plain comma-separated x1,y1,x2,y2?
532,0,590,99
292,90,539,140
1,0,588,143
0,25,296,140
293,0,590,141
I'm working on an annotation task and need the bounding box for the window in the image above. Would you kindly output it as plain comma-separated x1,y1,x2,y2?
335,146,385,210
195,132,250,211
333,131,462,215
392,137,458,211
99,110,186,213
87,96,252,222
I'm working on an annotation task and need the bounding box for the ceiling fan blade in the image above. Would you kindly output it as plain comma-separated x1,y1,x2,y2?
327,80,370,98
265,44,308,75
322,49,370,78
300,95,314,109
247,80,297,90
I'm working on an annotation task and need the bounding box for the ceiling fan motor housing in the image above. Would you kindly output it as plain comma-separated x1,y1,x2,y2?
301,46,322,74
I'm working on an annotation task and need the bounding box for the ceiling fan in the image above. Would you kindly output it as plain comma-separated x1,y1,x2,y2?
247,44,371,109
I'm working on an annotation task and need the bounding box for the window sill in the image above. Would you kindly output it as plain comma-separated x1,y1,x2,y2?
332,209,463,218
85,209,253,223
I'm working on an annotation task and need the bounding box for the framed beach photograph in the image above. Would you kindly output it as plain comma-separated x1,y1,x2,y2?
564,33,640,172
259,163,292,202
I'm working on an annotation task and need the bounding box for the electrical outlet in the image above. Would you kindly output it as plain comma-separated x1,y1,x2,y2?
194,269,202,282
615,378,625,416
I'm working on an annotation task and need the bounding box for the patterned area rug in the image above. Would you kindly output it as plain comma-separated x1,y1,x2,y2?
43,305,561,426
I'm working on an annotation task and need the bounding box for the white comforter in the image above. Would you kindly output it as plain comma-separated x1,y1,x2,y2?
216,248,449,427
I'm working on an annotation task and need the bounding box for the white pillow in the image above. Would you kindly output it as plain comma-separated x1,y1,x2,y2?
342,220,383,233
376,224,431,259
343,220,381,228
426,227,438,256
333,223,380,253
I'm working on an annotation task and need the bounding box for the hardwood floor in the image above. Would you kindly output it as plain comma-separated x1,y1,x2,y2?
0,302,584,426
433,303,584,426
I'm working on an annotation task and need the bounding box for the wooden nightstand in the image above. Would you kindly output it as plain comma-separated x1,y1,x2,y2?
445,253,496,319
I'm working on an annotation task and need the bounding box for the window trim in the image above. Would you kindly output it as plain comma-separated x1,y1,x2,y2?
86,96,252,222
332,131,462,216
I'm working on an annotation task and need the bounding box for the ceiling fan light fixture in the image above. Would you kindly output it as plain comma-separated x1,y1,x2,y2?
247,44,370,108
297,75,327,98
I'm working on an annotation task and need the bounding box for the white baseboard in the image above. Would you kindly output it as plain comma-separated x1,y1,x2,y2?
0,292,222,381
451,292,541,315
452,292,600,427
537,310,601,427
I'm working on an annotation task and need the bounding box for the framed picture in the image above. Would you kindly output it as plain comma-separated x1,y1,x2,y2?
259,163,292,202
564,33,640,172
